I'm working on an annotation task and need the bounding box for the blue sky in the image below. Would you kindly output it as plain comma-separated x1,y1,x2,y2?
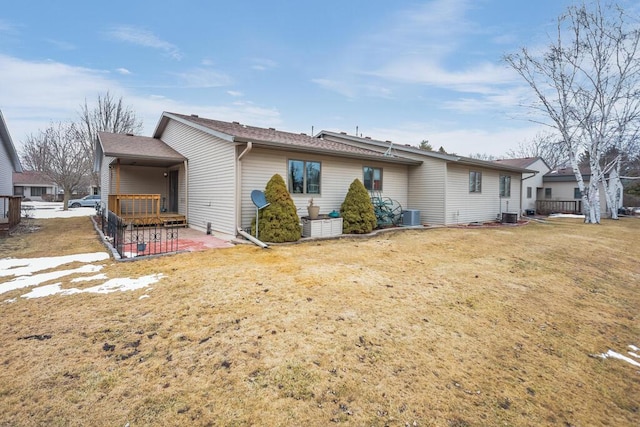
1,0,587,156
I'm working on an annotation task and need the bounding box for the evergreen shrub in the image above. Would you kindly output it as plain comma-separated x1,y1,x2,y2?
340,179,377,234
252,174,301,243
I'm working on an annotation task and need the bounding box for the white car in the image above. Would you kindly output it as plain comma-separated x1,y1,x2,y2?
68,195,101,208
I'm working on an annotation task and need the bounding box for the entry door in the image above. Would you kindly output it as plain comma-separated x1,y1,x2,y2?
169,170,179,213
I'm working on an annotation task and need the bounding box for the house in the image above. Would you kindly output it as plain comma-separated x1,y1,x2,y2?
540,166,621,215
0,110,22,195
316,131,535,225
96,112,535,238
493,157,550,214
12,171,59,201
0,110,23,234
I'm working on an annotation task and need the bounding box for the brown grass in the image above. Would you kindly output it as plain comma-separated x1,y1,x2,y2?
0,216,639,426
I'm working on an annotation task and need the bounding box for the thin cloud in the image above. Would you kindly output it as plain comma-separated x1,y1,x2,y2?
251,58,278,71
106,25,182,60
45,39,76,51
116,67,131,75
172,67,232,88
227,90,243,97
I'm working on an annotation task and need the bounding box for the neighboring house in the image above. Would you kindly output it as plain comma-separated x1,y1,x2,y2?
316,131,534,225
0,110,23,234
493,157,550,214
95,112,535,237
541,166,621,215
0,110,22,195
12,171,59,201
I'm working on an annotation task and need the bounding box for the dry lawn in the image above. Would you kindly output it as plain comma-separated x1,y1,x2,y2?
0,216,638,426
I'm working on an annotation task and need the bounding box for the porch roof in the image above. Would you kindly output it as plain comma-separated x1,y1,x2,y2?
97,132,186,167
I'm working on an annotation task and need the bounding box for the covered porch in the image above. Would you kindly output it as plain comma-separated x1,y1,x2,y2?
96,132,188,227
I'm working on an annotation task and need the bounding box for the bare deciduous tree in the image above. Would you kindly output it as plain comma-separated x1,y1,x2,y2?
21,122,91,209
78,92,143,191
505,1,640,223
505,131,568,169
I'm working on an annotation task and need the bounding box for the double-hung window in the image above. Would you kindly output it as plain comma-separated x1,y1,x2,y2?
363,166,383,191
499,175,511,197
469,171,482,193
573,188,581,199
288,159,321,194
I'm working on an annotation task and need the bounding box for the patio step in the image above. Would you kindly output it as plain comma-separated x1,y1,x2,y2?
163,218,187,228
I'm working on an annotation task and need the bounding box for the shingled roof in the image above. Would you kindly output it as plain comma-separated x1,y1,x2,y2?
97,132,186,167
493,157,542,169
12,171,55,186
155,113,421,165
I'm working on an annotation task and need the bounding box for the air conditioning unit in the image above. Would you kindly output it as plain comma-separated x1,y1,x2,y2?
402,209,421,226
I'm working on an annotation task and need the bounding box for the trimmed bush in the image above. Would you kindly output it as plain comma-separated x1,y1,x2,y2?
340,179,377,234
252,174,301,243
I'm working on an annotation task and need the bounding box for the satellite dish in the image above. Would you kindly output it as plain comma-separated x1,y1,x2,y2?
251,190,270,209
251,190,270,239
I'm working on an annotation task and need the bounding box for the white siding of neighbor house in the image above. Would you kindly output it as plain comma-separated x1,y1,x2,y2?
543,180,607,214
99,155,113,208
159,119,237,235
0,140,12,196
445,164,522,224
239,147,408,230
521,158,549,213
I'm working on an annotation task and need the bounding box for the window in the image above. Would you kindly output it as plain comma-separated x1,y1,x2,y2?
31,187,47,197
14,186,24,196
545,188,552,199
574,188,581,199
469,171,482,193
288,159,321,194
499,175,511,197
363,166,383,191
526,186,532,199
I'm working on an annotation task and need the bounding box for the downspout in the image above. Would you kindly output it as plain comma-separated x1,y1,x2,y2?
184,160,189,224
236,142,252,235
237,227,269,248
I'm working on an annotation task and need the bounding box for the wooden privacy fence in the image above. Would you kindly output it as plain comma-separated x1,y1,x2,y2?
536,200,583,215
0,196,22,235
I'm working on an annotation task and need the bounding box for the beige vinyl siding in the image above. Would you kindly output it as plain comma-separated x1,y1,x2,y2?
108,165,169,197
100,155,114,208
446,164,521,224
0,141,11,195
407,157,446,225
160,119,237,235
239,147,408,230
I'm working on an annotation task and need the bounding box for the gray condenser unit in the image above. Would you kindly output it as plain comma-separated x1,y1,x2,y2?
402,209,421,226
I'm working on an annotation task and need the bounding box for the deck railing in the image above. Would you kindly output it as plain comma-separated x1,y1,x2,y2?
108,194,161,225
536,200,583,215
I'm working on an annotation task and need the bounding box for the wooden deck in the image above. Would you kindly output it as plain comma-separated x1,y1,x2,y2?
109,194,187,227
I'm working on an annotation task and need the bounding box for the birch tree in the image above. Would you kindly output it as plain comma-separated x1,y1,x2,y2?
21,122,91,209
505,1,640,223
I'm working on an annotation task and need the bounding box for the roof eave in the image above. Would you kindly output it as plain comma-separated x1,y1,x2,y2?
239,138,422,165
0,111,23,173
156,112,236,142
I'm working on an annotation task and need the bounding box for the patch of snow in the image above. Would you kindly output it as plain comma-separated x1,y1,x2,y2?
0,264,104,295
549,213,585,219
4,298,16,303
139,294,150,300
71,273,108,282
0,252,109,278
598,349,640,368
22,201,95,219
21,274,164,299
629,345,639,352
